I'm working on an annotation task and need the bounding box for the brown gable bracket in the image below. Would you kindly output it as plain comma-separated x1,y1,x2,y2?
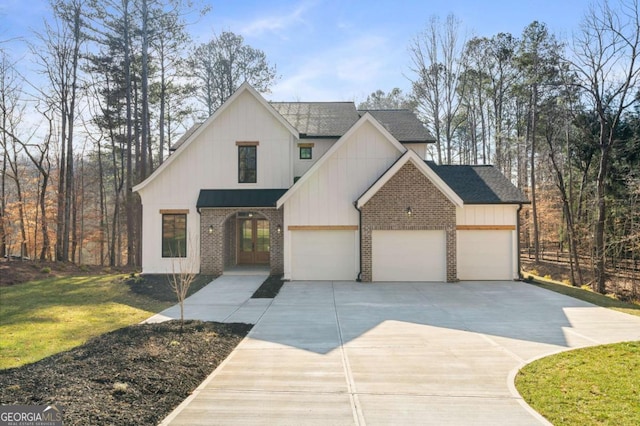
160,209,190,214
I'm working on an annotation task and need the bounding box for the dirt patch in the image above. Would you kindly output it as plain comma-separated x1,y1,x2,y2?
0,259,133,287
251,274,285,298
0,321,251,425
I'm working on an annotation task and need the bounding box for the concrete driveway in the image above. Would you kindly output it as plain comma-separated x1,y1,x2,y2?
160,281,640,425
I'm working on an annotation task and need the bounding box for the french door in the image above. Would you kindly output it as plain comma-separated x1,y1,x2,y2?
237,218,270,264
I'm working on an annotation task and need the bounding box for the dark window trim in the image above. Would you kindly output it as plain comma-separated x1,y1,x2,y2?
162,213,187,258
238,145,257,183
299,146,312,160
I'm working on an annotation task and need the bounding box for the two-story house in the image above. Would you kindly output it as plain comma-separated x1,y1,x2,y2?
133,83,529,282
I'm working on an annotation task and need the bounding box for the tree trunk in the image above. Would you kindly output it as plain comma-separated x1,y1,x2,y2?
593,140,610,293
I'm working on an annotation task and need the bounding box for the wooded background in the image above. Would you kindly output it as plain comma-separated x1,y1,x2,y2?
1,0,638,296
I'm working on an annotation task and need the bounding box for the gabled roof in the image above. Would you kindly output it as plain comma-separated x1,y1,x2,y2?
270,102,360,137
429,163,530,204
357,110,435,143
356,150,464,209
277,113,407,208
197,189,288,208
133,82,298,193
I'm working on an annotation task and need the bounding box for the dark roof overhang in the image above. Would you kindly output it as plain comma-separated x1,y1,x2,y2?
197,189,289,209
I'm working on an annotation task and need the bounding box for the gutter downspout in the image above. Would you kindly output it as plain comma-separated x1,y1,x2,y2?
354,201,362,282
517,203,523,281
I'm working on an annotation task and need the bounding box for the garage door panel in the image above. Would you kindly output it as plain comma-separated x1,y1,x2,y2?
457,230,512,280
372,230,446,282
291,230,356,280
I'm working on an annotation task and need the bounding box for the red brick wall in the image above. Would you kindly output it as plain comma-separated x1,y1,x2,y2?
200,208,284,276
360,162,457,282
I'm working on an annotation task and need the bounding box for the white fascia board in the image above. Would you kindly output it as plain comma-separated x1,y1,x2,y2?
133,82,299,193
276,113,406,208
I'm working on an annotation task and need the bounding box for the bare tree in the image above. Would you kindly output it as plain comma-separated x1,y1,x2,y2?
409,14,466,164
34,0,86,262
569,0,640,293
189,31,278,116
167,234,197,331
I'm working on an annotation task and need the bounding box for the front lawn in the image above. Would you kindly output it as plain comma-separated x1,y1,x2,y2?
516,341,640,425
0,274,172,369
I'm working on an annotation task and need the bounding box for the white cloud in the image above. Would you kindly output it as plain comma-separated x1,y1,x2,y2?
240,1,316,37
269,34,407,102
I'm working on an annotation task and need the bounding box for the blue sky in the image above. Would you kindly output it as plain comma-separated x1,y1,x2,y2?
1,0,590,103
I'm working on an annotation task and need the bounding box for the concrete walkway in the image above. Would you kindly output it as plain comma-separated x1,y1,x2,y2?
145,274,271,324
160,281,640,425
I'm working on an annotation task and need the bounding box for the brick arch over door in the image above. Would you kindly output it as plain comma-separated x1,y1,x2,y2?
199,208,283,276
360,162,457,282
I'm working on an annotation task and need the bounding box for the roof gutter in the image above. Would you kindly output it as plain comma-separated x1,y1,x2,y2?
516,203,524,281
354,201,363,282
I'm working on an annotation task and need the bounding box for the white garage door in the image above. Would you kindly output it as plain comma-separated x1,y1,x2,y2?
291,230,357,280
457,230,513,280
372,230,446,282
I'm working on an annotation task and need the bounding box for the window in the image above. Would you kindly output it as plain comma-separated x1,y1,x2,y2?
238,145,257,183
299,146,312,160
162,214,187,257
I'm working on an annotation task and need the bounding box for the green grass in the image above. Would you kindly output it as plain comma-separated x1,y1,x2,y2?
516,341,640,425
0,274,173,369
523,274,640,317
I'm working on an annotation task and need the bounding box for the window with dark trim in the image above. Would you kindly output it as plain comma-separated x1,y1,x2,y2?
162,214,187,257
238,145,257,183
299,146,312,160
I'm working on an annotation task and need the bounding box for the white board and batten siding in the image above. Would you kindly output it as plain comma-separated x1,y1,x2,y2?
283,120,404,280
456,205,519,280
136,90,295,274
372,230,446,282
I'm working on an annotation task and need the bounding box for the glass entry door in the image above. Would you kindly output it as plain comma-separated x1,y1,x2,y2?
237,218,270,264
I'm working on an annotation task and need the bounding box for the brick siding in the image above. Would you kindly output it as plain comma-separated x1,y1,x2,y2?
360,162,457,282
200,208,284,276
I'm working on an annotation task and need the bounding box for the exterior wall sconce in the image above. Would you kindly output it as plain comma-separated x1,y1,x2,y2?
406,206,412,217
208,225,214,234
276,224,282,234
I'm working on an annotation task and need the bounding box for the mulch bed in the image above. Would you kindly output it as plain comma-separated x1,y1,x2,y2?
251,274,285,298
0,321,251,426
125,274,216,301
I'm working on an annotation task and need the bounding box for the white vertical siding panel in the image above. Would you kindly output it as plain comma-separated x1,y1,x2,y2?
284,120,402,227
456,205,519,226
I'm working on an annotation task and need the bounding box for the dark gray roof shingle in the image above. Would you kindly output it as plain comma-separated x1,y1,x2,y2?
429,163,529,204
270,102,360,137
197,189,288,208
358,110,435,143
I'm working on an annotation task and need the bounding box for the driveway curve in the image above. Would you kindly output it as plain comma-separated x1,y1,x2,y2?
161,281,640,425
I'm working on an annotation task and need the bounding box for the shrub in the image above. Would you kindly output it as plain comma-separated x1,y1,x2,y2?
40,267,51,274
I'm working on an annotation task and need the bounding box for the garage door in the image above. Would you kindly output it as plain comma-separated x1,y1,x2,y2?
372,230,446,282
291,230,357,280
457,230,513,280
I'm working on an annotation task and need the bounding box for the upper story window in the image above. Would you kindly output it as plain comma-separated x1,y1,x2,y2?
299,143,314,160
237,141,258,183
